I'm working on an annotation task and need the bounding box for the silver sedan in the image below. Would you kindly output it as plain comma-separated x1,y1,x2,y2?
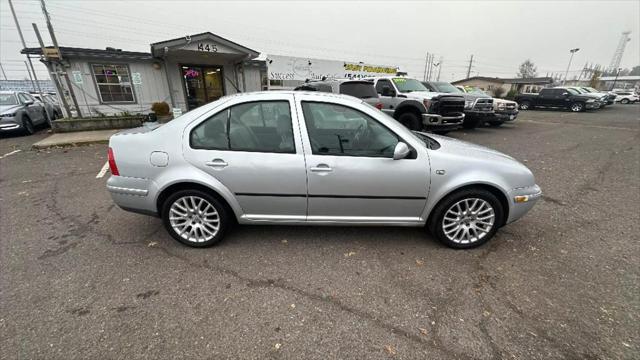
106,91,541,249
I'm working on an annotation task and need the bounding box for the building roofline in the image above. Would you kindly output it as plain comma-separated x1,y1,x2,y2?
21,46,154,61
150,32,259,58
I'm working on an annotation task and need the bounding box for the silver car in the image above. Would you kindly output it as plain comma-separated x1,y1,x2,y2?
0,91,49,134
107,91,541,249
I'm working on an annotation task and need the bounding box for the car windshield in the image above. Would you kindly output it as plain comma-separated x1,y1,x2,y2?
565,88,579,95
392,78,429,93
431,82,463,93
340,82,378,99
0,94,18,105
583,87,598,92
465,87,489,96
410,131,440,150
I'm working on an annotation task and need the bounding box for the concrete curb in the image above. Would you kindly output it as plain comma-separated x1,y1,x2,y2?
31,129,118,149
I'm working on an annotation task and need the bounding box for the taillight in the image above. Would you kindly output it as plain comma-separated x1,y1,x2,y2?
375,102,383,110
107,147,120,176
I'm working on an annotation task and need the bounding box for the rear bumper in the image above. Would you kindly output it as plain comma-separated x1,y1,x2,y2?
107,175,159,216
422,113,464,128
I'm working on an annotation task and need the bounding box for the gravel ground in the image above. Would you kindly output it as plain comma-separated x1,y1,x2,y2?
1,105,638,359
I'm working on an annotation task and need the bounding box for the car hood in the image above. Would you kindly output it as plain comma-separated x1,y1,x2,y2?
404,91,464,101
428,133,515,161
0,105,22,114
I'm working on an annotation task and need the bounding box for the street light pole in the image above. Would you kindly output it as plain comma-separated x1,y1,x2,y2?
562,48,580,85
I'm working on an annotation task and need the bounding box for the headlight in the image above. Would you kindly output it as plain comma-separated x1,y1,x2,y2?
586,99,596,103
497,102,506,110
0,113,16,118
464,100,474,109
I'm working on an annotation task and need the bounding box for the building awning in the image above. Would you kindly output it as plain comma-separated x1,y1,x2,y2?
21,46,154,61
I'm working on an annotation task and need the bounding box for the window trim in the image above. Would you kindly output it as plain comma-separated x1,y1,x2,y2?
189,100,297,154
300,100,415,159
90,63,137,104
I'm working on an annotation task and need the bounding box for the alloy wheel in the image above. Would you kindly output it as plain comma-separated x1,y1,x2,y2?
442,198,495,244
571,103,583,112
169,195,220,243
520,102,529,110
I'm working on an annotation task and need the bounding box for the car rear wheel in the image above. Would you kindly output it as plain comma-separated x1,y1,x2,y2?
570,102,584,112
397,112,421,131
620,98,629,104
22,116,35,135
428,188,504,249
519,101,531,110
161,189,229,247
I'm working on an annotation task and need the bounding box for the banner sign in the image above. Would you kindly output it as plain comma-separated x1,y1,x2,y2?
268,55,397,81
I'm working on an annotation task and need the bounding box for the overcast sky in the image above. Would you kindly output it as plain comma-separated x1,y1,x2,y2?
1,0,638,82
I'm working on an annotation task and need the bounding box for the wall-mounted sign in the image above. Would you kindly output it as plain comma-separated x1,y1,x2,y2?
43,48,60,59
72,70,83,84
196,43,218,52
267,54,398,81
131,72,142,85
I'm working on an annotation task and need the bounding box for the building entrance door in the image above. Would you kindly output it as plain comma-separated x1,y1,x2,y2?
181,65,224,110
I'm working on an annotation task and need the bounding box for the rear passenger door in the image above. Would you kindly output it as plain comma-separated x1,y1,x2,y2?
183,93,308,221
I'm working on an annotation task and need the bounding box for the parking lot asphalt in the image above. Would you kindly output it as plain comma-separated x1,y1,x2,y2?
1,105,638,359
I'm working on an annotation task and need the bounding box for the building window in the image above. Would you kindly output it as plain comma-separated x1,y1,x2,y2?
91,64,135,103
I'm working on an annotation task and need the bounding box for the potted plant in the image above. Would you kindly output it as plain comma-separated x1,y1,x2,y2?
151,101,172,123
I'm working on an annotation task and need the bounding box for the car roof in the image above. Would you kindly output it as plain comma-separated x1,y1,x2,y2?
226,90,363,102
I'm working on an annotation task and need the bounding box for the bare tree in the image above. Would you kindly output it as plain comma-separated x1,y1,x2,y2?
517,59,538,78
589,70,602,88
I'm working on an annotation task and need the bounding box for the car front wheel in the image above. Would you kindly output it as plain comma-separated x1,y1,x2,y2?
519,101,531,110
22,116,35,135
429,188,504,249
161,190,229,247
570,102,584,112
620,99,629,104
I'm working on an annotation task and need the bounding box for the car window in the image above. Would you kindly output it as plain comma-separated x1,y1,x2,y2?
191,101,295,153
391,78,429,93
375,79,394,95
0,94,18,105
17,93,29,103
315,84,333,93
339,82,378,99
301,102,398,158
190,109,230,150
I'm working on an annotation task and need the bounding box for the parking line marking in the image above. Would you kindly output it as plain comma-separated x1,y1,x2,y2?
0,149,21,159
96,161,109,178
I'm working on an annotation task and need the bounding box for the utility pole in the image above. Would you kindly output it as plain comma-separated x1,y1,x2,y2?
8,0,43,96
423,52,429,81
24,61,36,91
33,23,71,118
0,63,8,80
562,48,580,85
40,0,82,117
466,55,474,79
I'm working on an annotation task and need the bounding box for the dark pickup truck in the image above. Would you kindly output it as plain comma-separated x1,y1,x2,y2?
515,88,600,112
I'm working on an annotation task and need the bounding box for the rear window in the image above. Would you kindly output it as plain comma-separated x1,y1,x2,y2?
340,82,378,99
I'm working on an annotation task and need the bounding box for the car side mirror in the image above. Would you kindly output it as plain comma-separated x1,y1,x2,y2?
393,142,410,160
562,92,570,97
382,86,394,97
24,100,34,106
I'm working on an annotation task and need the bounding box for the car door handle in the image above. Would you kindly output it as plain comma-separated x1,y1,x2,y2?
205,158,228,169
310,164,332,173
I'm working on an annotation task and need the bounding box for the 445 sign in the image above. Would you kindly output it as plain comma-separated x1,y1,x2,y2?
197,43,218,53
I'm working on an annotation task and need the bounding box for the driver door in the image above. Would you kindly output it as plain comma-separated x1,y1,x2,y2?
295,95,429,223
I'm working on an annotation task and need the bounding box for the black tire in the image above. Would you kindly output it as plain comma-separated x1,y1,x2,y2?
620,98,629,104
487,121,503,127
428,188,504,249
519,101,531,110
22,116,35,135
161,189,230,248
396,111,422,131
462,117,480,129
570,102,584,112
43,110,52,127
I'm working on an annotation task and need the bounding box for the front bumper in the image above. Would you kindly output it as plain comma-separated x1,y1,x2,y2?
585,102,599,109
0,117,22,131
464,110,494,120
506,184,542,224
493,109,519,122
422,112,464,129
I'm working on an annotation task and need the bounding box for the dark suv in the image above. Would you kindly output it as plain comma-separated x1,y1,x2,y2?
422,81,493,129
294,79,382,108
